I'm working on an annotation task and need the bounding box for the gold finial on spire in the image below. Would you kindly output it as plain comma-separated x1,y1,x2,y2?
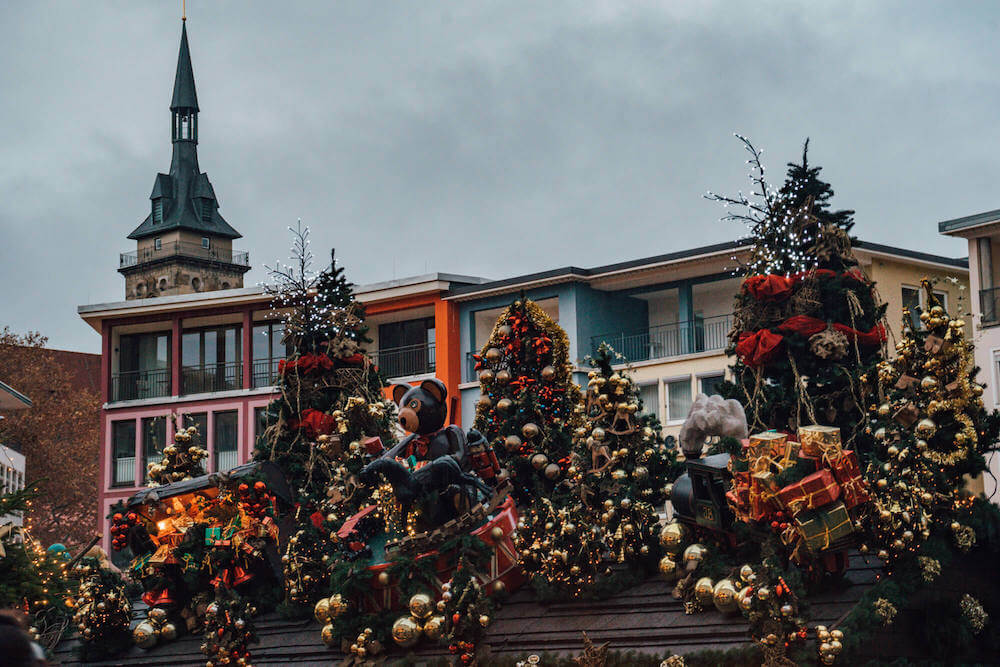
182,0,186,21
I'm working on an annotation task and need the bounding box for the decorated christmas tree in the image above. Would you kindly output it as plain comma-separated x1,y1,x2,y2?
518,344,683,597
709,137,887,454
69,552,132,662
252,225,397,610
864,281,1000,566
253,224,396,510
0,484,77,651
146,423,208,486
471,297,583,500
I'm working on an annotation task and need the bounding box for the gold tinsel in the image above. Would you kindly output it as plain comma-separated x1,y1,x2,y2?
952,524,977,553
960,594,989,634
918,556,941,583
874,598,897,626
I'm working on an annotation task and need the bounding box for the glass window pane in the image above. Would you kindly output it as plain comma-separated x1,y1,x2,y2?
638,384,658,417
224,327,239,364
204,330,217,365
253,325,268,361
142,417,166,482
214,411,239,472
271,323,287,359
902,287,921,330
182,332,200,366
183,413,208,443
933,291,948,312
254,407,269,450
666,378,692,422
112,420,136,459
700,374,726,396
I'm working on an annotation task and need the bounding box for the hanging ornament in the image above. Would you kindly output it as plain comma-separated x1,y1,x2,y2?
391,616,422,648
521,422,541,439
408,593,434,620
659,556,678,581
712,579,739,614
915,418,937,438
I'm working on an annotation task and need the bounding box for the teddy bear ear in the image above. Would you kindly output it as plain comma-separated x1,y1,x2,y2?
419,378,447,403
391,384,410,405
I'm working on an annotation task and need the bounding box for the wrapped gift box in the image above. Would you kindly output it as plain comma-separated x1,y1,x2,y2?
795,501,854,553
776,468,840,513
798,425,841,457
748,431,787,458
826,449,869,508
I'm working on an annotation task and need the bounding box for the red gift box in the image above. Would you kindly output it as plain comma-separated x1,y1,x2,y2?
363,436,385,455
826,449,869,508
775,469,840,514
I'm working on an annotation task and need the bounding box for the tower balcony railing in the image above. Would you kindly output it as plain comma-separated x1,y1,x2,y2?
181,362,243,395
251,358,283,389
590,314,733,364
372,342,436,380
120,242,250,269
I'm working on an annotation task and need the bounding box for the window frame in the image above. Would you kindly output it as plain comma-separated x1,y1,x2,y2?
202,237,210,249
154,237,162,251
213,410,239,473
663,374,694,425
698,371,727,397
111,420,137,487
141,416,167,484
635,380,660,420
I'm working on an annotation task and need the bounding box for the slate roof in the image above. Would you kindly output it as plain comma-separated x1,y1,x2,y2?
53,557,878,665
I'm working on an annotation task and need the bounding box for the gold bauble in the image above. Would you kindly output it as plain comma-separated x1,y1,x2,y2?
779,603,794,617
874,427,887,442
485,347,502,363
682,543,706,565
133,621,159,649
477,395,492,409
738,587,754,611
915,418,937,438
328,593,348,619
541,365,556,380
505,435,523,452
521,422,541,439
611,469,627,481
756,586,771,601
321,624,337,647
479,369,495,384
159,622,178,642
391,616,422,648
408,592,434,620
496,370,512,385
544,463,561,480
479,614,491,627
694,577,715,605
497,398,513,413
739,564,754,582
490,526,505,540
148,607,168,624
423,615,445,642
712,579,739,614
632,466,649,481
493,580,507,594
592,427,606,441
877,403,891,417
530,453,549,470
314,597,331,624
377,572,391,586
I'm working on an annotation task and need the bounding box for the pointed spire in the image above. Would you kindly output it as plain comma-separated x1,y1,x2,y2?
170,21,199,111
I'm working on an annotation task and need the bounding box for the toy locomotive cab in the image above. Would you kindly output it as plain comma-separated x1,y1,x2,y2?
670,453,735,531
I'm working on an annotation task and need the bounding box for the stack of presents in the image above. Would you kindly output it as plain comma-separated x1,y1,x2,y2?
727,425,870,571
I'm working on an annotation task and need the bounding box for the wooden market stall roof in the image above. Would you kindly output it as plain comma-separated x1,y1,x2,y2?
53,558,880,665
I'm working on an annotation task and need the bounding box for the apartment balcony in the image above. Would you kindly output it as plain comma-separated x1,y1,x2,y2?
112,456,136,487
591,314,733,364
373,342,436,380
111,369,171,402
120,241,250,270
181,362,243,395
980,287,1000,326
251,358,282,389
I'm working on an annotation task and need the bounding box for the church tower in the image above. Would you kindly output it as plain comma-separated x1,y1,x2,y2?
120,19,249,300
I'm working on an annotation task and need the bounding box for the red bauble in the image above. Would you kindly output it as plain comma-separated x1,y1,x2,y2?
113,513,123,521
452,613,461,624
254,481,266,492
238,483,249,493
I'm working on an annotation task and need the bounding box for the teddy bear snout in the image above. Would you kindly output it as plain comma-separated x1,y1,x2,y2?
399,407,419,432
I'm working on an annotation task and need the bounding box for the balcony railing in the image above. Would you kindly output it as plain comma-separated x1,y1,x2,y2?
181,362,243,395
112,456,135,487
112,369,171,402
120,241,250,269
251,358,282,388
981,287,1000,326
590,314,733,363
215,449,239,473
373,342,436,379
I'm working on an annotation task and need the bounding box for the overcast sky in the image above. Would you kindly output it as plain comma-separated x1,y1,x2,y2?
1,1,996,353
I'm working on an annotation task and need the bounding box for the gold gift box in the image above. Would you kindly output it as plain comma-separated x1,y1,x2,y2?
797,425,841,457
749,431,787,456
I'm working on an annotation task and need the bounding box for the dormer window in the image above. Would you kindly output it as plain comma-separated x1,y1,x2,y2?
154,238,162,250
200,199,213,223
202,237,210,249
152,199,163,223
